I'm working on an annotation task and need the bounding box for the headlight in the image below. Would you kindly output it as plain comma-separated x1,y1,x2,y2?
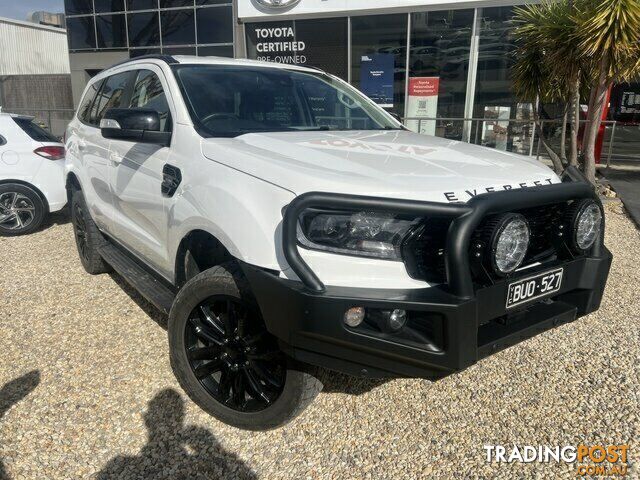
490,213,530,275
569,200,602,252
297,210,417,260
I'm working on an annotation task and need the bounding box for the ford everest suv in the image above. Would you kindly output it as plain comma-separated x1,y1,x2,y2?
65,55,611,430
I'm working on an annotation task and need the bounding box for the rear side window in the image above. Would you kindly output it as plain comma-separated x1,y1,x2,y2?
93,71,135,123
12,118,59,143
129,70,172,132
78,80,101,124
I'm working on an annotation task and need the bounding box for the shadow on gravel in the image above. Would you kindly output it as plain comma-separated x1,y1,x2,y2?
318,370,391,396
0,370,41,480
108,273,168,329
97,388,257,480
38,208,70,233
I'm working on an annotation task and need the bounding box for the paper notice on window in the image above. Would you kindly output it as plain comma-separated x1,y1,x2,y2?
406,77,439,136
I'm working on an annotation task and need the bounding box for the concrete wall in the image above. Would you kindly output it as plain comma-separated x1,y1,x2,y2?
69,51,130,107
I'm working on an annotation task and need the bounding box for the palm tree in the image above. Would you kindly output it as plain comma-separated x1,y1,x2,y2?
575,0,640,183
512,0,640,184
512,1,583,173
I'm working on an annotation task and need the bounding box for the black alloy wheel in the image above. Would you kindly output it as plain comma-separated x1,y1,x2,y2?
184,296,286,413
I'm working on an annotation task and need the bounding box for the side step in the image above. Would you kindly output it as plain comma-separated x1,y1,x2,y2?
99,243,175,314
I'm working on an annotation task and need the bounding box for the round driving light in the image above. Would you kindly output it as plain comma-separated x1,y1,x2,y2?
490,213,530,275
344,307,365,327
570,200,602,252
388,309,407,332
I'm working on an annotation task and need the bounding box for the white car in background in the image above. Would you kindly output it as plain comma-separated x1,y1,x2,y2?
0,113,66,236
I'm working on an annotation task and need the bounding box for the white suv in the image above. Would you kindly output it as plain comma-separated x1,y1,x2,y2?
65,55,611,430
0,113,66,236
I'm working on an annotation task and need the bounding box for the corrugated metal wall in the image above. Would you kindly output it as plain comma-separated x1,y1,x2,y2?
0,17,70,76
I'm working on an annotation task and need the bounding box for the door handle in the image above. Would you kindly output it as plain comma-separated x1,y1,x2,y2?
161,164,182,197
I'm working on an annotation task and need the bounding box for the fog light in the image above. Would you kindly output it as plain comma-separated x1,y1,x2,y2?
388,309,407,332
344,307,365,327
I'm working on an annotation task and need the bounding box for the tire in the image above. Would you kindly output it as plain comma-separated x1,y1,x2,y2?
169,262,322,430
71,189,112,275
0,183,46,236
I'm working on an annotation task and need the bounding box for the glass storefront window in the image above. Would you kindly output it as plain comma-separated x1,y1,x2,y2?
126,0,158,11
96,14,127,48
472,6,524,152
164,46,197,55
160,0,194,7
161,9,196,45
94,0,125,13
351,14,408,117
198,45,234,57
128,12,161,47
65,0,93,15
67,16,96,50
294,18,348,80
408,9,473,140
130,48,162,57
196,6,233,44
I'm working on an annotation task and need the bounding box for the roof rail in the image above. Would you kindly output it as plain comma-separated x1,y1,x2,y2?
105,54,179,71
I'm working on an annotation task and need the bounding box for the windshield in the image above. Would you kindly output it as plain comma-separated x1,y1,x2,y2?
173,65,401,137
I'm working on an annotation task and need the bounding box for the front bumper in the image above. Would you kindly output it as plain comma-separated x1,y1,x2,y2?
244,169,612,379
242,251,611,379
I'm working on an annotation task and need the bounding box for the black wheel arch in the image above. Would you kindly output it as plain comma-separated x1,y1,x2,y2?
174,230,235,289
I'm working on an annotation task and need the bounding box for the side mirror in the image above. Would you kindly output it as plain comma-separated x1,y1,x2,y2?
100,108,171,147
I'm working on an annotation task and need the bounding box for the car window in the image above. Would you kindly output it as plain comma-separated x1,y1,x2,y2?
78,80,100,124
12,117,60,143
0,135,6,146
94,72,134,123
129,70,172,132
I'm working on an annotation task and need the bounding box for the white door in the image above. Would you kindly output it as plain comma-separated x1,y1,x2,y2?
109,67,174,277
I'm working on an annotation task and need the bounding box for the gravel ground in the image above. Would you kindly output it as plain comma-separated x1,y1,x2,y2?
0,204,638,480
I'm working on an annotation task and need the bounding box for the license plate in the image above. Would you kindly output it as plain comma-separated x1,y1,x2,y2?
506,268,564,309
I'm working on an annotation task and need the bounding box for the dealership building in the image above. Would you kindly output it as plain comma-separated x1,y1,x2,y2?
64,0,639,156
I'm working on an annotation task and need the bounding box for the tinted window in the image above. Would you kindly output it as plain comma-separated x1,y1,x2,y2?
128,12,161,47
174,65,399,137
160,0,193,6
197,45,233,57
127,0,157,10
94,72,134,122
196,0,230,4
129,71,172,131
94,0,125,12
295,18,348,80
164,46,197,55
67,16,97,50
78,81,101,123
351,14,408,116
96,14,127,48
0,136,6,146
409,9,474,140
196,6,233,44
161,9,195,45
130,48,162,57
65,0,93,15
13,118,60,143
